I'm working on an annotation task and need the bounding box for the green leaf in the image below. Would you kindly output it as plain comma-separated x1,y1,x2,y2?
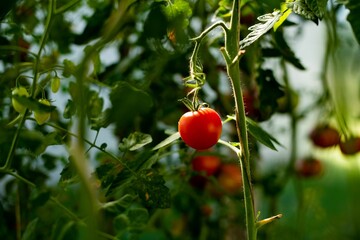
152,132,180,151
274,4,292,31
288,0,319,23
346,0,360,45
119,132,153,152
114,214,130,232
305,0,328,19
59,161,78,187
63,99,76,119
127,208,149,227
240,11,282,49
30,190,51,209
273,30,306,70
102,194,136,213
109,82,153,129
95,162,122,189
21,218,39,240
246,117,281,151
62,59,77,77
256,69,285,121
134,169,171,209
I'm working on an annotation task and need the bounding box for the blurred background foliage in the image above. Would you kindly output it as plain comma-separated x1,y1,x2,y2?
0,0,360,239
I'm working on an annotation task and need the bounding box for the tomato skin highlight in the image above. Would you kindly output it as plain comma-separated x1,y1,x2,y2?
178,108,222,150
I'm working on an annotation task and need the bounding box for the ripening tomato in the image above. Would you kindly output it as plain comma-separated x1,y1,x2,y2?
12,86,29,114
191,155,221,176
178,108,222,150
339,137,360,155
296,157,323,178
309,125,340,148
217,163,242,194
34,99,51,125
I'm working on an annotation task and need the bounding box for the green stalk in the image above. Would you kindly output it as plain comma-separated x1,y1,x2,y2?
223,1,256,239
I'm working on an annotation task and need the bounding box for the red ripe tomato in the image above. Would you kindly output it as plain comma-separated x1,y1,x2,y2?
191,155,221,176
296,158,323,178
178,108,222,150
309,125,340,148
339,137,360,155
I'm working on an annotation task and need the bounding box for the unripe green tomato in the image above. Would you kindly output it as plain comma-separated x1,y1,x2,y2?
51,76,60,93
12,86,29,114
34,99,51,125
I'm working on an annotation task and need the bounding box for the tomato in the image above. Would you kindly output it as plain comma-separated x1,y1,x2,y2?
296,157,323,178
178,108,222,150
191,155,221,176
339,137,360,155
309,125,340,148
12,86,29,114
217,163,242,195
51,76,60,93
34,99,51,125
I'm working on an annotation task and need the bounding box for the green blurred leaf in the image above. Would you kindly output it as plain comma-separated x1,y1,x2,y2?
127,208,149,227
21,218,39,240
31,190,51,209
63,99,76,119
346,0,360,45
273,30,306,70
62,59,76,77
119,132,153,152
114,214,130,232
257,69,285,121
59,161,78,186
109,82,153,129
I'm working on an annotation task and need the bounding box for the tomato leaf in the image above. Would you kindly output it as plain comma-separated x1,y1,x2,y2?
246,117,281,151
59,160,79,187
119,132,153,152
62,59,77,77
152,132,180,151
134,169,171,209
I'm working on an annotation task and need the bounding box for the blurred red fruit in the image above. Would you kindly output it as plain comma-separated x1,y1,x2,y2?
309,125,340,148
296,158,323,178
339,137,360,155
191,155,221,176
217,163,242,194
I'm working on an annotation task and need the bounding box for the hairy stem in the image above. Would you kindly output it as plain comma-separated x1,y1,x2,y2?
225,1,256,239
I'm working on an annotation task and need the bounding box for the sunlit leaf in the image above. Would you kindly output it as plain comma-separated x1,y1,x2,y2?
21,218,39,240
119,132,152,152
152,132,180,151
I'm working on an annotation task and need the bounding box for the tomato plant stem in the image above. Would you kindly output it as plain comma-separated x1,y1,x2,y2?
224,1,257,239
